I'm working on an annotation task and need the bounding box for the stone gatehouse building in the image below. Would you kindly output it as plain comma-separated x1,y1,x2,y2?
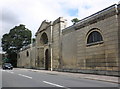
17,3,120,76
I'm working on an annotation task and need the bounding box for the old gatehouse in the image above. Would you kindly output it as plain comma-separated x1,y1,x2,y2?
17,3,120,76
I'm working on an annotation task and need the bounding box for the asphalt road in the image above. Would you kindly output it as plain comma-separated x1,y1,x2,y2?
1,68,119,89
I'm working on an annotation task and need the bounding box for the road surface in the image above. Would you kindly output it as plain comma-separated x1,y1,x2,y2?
1,68,119,89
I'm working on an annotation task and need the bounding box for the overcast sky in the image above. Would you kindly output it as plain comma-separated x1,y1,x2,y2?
0,0,119,53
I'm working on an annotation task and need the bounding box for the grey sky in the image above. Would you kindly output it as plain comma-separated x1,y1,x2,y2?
2,9,20,24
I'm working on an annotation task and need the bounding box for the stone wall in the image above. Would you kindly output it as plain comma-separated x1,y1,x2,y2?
117,3,120,75
17,45,36,68
61,4,119,76
62,30,77,69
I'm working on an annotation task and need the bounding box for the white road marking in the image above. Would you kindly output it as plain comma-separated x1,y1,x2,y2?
8,71,14,74
6,71,10,73
2,70,14,74
18,74,32,79
43,81,64,88
1,70,5,72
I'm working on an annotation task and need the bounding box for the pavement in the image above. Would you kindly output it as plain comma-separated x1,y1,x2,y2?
17,68,119,84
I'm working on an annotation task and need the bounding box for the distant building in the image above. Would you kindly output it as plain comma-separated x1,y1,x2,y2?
0,53,4,65
17,3,120,76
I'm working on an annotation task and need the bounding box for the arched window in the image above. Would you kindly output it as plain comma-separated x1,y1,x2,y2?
87,31,103,44
26,51,29,57
40,32,48,45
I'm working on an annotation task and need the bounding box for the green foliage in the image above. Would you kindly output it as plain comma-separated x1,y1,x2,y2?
3,57,10,63
1,24,32,67
71,18,80,24
2,24,32,53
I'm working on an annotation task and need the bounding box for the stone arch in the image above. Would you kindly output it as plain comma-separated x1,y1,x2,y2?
86,28,103,45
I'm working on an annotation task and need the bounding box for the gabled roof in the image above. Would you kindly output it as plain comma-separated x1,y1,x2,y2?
35,20,51,36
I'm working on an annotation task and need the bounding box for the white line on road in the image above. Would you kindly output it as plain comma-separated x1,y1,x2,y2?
1,70,5,72
43,81,64,88
2,70,14,74
8,71,14,74
18,74,32,79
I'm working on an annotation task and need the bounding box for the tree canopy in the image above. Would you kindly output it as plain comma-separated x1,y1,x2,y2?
2,24,32,53
71,18,80,24
1,24,32,66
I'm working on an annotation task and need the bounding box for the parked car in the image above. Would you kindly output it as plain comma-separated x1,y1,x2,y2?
2,63,13,70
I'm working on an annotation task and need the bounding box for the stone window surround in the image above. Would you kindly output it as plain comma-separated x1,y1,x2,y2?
86,28,104,46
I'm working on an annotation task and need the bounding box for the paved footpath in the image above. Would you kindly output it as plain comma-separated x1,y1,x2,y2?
17,68,119,84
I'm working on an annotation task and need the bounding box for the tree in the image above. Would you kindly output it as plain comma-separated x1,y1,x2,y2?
71,18,80,25
3,57,10,63
1,24,32,67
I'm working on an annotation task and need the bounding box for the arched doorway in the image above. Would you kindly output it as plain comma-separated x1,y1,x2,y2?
45,49,49,70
